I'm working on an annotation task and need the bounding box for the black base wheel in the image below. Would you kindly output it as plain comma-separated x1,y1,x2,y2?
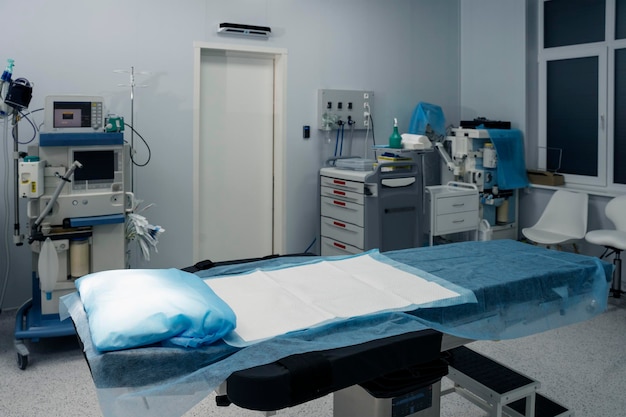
17,353,28,370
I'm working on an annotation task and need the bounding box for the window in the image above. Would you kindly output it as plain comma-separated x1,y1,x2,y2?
539,0,626,189
615,47,626,182
546,56,600,176
543,0,605,47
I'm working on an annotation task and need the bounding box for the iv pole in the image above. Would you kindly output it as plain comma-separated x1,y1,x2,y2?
114,66,149,193
129,67,136,193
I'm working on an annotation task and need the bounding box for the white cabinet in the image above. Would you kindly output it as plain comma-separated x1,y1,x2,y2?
320,169,370,256
425,182,479,246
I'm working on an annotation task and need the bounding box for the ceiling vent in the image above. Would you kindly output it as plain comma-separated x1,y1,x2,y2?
218,23,271,39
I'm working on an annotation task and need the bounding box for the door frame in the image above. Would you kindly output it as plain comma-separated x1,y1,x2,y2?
192,41,287,262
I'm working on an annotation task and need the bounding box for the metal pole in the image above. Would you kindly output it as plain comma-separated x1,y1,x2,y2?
130,66,135,193
12,109,22,246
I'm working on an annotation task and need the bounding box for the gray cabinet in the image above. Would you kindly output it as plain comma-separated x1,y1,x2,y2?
320,154,425,256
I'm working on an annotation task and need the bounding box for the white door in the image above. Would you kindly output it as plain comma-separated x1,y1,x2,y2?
193,44,286,263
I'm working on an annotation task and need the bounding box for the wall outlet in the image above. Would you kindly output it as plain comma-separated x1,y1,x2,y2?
317,89,374,131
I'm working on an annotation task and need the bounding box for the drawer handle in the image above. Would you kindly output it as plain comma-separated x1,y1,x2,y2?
333,179,346,186
333,200,346,207
452,203,465,207
333,221,346,228
333,242,346,249
453,219,465,223
333,190,346,196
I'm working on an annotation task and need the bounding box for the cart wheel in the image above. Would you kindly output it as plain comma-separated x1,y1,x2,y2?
17,353,28,370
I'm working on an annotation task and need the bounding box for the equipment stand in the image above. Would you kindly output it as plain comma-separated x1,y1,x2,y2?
13,273,75,370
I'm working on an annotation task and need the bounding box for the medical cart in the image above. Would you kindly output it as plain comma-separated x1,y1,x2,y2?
320,152,427,256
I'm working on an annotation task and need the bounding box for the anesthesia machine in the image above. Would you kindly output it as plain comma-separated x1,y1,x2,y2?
435,121,528,240
14,94,130,369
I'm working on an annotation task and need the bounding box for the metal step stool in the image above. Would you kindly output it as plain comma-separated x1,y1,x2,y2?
444,346,572,417
507,393,573,417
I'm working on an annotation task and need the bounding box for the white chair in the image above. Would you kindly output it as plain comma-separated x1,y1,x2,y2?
522,190,588,252
585,195,626,298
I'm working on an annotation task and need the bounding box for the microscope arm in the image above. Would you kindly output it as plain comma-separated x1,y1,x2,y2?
434,142,458,174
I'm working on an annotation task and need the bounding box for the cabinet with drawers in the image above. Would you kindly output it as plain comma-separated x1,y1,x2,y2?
425,182,479,246
320,157,423,256
320,171,369,256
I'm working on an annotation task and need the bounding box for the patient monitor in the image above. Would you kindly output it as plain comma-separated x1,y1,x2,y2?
43,95,105,133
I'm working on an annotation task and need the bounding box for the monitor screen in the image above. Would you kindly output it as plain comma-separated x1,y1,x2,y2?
53,101,92,128
73,150,115,181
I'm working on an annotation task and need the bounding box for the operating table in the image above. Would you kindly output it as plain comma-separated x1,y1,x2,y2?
61,240,612,417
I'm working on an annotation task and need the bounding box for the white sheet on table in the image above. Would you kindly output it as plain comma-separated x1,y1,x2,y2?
205,254,460,344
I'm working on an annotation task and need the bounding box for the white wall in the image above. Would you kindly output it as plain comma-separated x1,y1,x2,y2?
460,0,526,130
0,0,461,310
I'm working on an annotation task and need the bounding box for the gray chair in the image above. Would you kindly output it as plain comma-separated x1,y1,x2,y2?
585,195,626,298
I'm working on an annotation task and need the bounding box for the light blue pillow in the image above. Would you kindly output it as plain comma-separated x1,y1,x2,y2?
75,268,236,352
